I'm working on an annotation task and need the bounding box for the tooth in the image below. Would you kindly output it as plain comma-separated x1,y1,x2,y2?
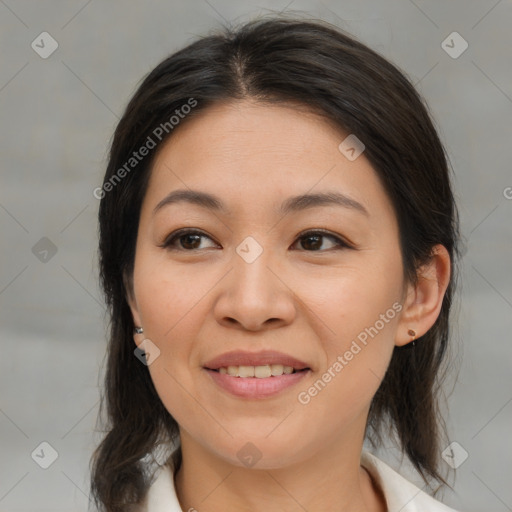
218,364,297,377
255,365,272,378
270,364,284,376
227,366,239,377
238,365,255,378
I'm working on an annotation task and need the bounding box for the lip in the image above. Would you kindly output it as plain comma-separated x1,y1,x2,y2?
203,350,310,371
204,367,311,399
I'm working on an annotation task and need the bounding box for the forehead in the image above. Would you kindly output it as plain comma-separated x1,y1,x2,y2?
141,100,395,224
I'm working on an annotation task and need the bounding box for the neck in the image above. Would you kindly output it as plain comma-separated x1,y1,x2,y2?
173,430,386,512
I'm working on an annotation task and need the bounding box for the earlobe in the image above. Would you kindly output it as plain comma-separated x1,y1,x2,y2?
132,325,145,348
123,270,144,347
130,309,145,349
396,244,451,347
128,306,145,349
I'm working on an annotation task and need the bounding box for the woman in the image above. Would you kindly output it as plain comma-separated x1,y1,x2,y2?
91,17,461,512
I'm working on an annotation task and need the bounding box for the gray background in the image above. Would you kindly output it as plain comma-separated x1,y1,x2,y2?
1,1,511,511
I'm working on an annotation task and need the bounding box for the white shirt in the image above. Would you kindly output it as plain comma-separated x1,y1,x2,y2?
142,451,459,511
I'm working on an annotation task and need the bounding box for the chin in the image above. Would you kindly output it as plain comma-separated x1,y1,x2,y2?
208,432,312,470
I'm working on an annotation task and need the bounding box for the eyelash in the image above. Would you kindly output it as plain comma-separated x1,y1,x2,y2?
159,228,353,252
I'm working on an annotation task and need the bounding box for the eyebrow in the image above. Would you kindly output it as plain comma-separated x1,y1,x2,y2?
153,189,228,216
152,189,369,217
279,191,368,217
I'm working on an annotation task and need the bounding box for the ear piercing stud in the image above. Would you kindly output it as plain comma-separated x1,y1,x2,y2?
406,329,417,348
134,326,144,334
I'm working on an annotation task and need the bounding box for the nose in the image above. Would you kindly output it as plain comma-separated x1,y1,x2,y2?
212,248,296,331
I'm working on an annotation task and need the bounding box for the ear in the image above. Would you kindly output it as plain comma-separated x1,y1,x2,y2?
396,244,451,347
123,270,144,348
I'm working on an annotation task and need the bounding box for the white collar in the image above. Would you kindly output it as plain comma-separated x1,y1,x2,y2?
359,452,458,512
142,450,459,512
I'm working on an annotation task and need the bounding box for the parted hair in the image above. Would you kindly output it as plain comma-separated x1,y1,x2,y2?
91,16,460,511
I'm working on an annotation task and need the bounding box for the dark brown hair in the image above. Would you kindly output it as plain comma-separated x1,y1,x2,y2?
91,16,460,511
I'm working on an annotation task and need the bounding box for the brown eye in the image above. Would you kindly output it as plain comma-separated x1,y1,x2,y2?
160,229,218,251
292,230,351,251
179,233,202,250
300,234,323,251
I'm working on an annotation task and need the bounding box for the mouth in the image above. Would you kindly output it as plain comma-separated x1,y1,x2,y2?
202,350,312,399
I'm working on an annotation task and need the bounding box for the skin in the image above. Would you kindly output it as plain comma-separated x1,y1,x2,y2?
127,100,451,512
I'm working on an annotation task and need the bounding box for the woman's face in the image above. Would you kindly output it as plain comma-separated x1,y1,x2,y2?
128,100,413,468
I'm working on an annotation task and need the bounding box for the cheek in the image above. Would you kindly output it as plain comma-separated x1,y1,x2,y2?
142,306,211,431
132,249,226,406
293,285,400,435
133,251,219,341
295,257,403,343
291,260,403,404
